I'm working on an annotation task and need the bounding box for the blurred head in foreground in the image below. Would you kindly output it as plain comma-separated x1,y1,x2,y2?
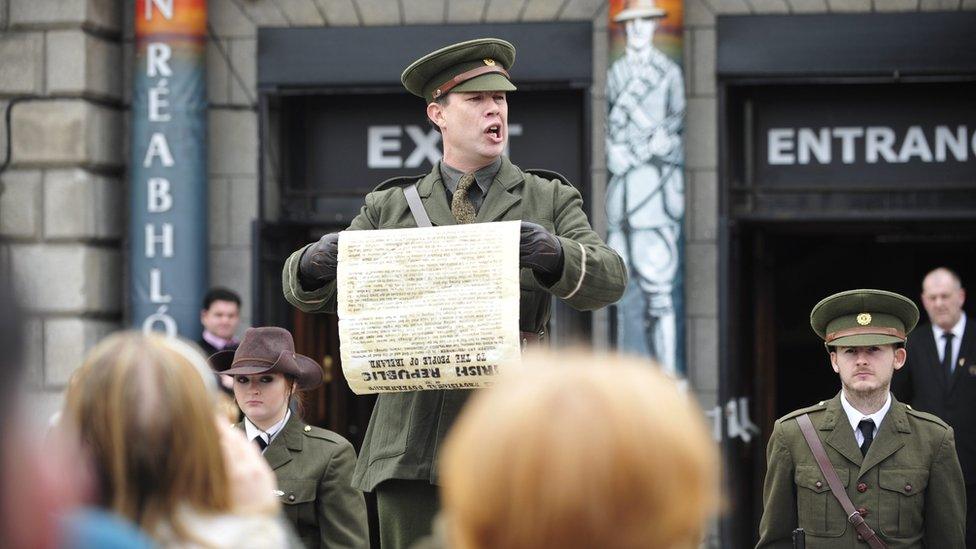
440,350,720,549
62,332,230,541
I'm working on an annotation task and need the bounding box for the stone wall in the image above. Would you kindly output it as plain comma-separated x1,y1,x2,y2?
0,0,123,421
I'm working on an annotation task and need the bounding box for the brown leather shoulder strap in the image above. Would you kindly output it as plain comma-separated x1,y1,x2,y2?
795,414,887,549
403,183,432,228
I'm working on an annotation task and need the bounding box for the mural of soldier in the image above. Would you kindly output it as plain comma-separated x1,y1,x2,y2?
606,0,685,374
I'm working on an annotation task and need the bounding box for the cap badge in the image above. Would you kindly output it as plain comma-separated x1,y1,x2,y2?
483,58,496,66
856,313,872,326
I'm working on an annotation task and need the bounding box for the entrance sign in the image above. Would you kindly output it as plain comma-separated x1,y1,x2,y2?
752,83,976,188
130,0,208,337
767,125,975,166
337,221,521,394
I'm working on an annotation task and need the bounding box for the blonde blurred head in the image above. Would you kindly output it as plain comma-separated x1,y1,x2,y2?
440,350,720,549
62,331,231,542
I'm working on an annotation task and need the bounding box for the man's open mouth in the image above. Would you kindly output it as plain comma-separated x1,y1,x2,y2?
486,125,501,139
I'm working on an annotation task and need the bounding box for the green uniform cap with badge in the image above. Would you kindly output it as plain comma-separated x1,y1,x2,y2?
401,38,517,103
810,288,920,347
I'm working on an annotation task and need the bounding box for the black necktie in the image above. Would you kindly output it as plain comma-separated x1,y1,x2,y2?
858,419,875,457
942,331,955,384
254,435,268,451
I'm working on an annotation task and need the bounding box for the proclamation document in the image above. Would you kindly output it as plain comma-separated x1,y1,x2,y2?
337,220,522,394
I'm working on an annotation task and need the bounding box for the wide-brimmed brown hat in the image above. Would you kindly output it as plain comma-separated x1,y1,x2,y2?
614,0,666,21
209,327,323,391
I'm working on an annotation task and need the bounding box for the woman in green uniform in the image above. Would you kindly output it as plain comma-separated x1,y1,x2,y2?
210,326,369,549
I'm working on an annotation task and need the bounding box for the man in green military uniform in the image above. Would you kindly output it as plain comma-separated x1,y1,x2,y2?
757,289,966,548
282,38,627,549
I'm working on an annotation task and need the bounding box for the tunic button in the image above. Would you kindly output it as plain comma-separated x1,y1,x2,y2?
905,484,913,492
288,494,296,502
857,534,864,541
857,482,868,493
857,507,869,518
815,481,823,488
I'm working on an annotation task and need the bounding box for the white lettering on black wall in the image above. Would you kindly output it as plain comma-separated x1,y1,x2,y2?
767,125,972,165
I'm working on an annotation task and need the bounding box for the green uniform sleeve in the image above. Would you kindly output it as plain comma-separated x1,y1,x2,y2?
923,426,966,547
543,180,627,310
281,193,382,314
318,439,369,549
756,422,797,549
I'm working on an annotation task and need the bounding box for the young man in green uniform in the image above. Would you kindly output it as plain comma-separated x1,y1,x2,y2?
281,38,627,549
757,289,966,548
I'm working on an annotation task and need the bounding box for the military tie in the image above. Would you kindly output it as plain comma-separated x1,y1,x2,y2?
858,419,875,457
451,173,477,224
254,435,268,452
942,331,955,385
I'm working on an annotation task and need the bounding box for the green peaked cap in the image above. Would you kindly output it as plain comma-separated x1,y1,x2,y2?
401,38,517,103
809,289,920,347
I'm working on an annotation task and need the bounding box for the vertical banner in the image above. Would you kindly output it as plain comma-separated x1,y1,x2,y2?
131,0,208,337
606,0,686,375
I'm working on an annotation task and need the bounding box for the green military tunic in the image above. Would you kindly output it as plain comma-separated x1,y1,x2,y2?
757,393,966,548
282,156,627,491
250,414,369,549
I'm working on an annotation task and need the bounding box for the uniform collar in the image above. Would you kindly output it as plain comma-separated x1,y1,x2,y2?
439,156,501,197
819,392,911,471
416,156,522,225
243,409,291,447
839,390,890,435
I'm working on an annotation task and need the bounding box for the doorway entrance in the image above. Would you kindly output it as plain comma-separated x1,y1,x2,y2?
254,221,376,446
730,219,976,546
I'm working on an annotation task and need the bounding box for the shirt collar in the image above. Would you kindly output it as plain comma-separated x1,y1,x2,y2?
840,390,891,434
202,330,237,350
243,409,291,446
440,157,501,196
931,311,966,341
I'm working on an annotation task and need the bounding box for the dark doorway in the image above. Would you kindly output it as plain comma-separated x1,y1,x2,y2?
731,219,976,547
255,220,382,546
255,221,375,447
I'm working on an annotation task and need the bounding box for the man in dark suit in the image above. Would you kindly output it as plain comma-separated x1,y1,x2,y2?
893,267,975,547
197,287,242,355
198,287,242,396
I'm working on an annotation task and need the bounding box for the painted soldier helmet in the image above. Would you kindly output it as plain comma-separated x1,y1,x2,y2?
614,0,667,22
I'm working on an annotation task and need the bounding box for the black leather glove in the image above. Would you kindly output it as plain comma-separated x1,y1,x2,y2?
298,232,340,290
520,221,564,279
